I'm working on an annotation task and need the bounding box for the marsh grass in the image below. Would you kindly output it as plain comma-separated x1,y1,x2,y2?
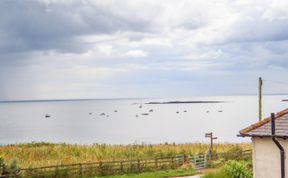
0,142,251,169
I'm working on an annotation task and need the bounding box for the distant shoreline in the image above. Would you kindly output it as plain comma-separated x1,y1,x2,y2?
0,98,137,103
146,101,227,104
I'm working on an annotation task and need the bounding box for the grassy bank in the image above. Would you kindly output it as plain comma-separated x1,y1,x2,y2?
94,168,196,178
0,142,251,168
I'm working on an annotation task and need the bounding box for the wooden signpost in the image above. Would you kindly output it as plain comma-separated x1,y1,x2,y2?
205,132,217,159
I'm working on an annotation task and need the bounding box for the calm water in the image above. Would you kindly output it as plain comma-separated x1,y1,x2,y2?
0,95,287,145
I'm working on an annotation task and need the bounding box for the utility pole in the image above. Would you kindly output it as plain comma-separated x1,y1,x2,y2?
259,77,263,121
205,132,217,159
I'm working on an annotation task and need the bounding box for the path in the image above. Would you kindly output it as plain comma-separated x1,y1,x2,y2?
172,175,202,178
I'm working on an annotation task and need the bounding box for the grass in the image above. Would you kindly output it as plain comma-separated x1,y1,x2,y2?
93,168,196,178
0,142,251,168
201,168,229,178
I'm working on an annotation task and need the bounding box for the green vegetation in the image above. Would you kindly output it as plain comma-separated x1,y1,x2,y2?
0,142,251,168
0,156,20,176
201,169,229,178
94,168,196,178
224,160,252,178
202,160,252,178
208,146,252,168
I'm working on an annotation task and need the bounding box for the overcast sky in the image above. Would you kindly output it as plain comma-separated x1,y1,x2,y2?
1,0,288,100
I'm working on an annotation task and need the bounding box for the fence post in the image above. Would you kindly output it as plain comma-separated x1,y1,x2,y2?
99,161,103,176
204,154,207,168
184,155,187,164
120,161,123,173
155,158,158,169
137,159,140,172
79,163,83,177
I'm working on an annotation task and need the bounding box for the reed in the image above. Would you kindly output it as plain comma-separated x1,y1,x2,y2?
0,142,251,169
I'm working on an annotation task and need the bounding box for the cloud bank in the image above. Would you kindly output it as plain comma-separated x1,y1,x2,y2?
1,0,288,99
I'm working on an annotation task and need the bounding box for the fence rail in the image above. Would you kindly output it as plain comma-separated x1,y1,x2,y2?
0,150,252,178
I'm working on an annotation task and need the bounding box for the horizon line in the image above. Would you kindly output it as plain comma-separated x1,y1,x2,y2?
0,93,287,103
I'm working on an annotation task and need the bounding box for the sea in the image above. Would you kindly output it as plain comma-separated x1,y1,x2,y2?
0,95,287,145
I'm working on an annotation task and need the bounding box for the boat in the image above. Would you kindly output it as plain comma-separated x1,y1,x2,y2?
218,105,223,112
149,109,153,112
139,99,143,108
45,114,51,118
99,113,106,116
141,113,149,116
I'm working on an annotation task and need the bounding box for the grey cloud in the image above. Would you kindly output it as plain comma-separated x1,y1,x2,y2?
229,18,288,43
0,0,152,54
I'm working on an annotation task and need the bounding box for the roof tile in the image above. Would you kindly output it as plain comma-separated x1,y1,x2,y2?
239,108,288,137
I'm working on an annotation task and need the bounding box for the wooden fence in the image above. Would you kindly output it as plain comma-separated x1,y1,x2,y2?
0,150,252,178
1,155,187,178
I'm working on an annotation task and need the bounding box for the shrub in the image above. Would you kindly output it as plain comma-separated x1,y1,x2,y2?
224,160,252,178
9,159,20,175
0,158,20,177
0,156,4,175
202,161,252,178
222,146,244,161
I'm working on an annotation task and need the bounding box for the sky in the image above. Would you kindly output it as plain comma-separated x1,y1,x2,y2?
1,0,288,100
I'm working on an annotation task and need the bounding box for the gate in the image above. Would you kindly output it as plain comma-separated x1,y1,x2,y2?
191,154,207,170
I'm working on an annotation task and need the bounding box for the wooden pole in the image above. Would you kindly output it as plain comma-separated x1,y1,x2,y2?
210,132,213,152
259,77,263,121
205,132,217,159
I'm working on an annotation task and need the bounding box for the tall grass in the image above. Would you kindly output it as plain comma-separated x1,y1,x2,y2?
0,142,251,168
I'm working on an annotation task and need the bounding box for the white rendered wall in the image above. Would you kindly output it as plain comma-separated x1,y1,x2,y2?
252,137,288,178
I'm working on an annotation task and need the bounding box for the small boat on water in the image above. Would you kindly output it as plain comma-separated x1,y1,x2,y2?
141,113,149,116
183,110,187,112
218,106,223,112
45,114,51,118
176,111,179,114
139,99,143,108
114,110,118,112
149,109,153,112
99,113,106,116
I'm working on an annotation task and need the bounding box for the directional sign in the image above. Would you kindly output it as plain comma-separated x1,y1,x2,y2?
205,132,218,159
205,133,212,137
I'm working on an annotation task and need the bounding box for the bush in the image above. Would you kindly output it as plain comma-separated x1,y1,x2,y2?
222,146,244,161
202,161,252,178
224,160,252,178
0,158,20,177
0,156,4,175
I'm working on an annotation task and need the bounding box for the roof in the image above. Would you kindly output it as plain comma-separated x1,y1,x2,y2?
239,108,288,138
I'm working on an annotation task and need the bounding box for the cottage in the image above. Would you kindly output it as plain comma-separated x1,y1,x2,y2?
239,108,288,178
